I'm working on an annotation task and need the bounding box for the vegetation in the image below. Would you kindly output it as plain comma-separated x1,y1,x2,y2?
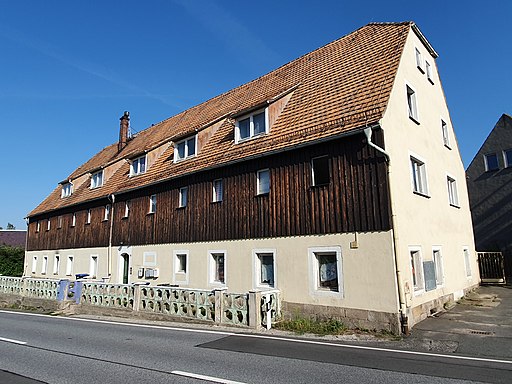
0,245,24,277
275,316,347,336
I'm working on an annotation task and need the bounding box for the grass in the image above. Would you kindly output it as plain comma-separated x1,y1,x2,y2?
274,317,347,336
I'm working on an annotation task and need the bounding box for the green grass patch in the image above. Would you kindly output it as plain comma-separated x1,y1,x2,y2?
274,317,347,336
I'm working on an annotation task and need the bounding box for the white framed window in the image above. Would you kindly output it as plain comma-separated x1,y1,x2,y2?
130,155,147,176
41,256,48,275
312,156,330,186
213,179,223,202
235,108,268,143
149,194,157,213
61,182,73,198
46,219,51,231
179,187,188,207
253,249,276,288
124,201,130,218
425,61,434,83
89,255,98,279
174,135,197,162
441,120,450,148
256,169,270,195
57,216,63,229
66,255,74,276
104,204,111,221
415,47,424,72
309,246,343,296
36,221,40,232
71,213,76,227
86,209,91,224
91,170,104,188
503,149,512,168
173,250,189,285
209,251,226,285
406,84,419,123
53,254,60,275
409,247,424,293
447,176,459,207
410,155,428,196
484,153,499,171
31,255,38,274
143,252,157,267
463,247,472,277
432,247,444,286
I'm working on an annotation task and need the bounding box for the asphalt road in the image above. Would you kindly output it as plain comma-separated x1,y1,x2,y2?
0,310,511,384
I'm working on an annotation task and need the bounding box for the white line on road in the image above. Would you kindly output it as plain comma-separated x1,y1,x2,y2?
1,309,511,366
0,336,27,345
172,370,247,384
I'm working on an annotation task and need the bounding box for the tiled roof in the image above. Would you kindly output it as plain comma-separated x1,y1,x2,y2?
29,22,412,217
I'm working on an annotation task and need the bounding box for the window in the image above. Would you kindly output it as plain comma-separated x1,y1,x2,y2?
61,183,73,198
53,255,60,275
46,219,51,231
503,149,512,168
312,156,330,186
415,48,424,72
410,156,428,195
71,213,76,227
433,248,444,286
124,201,130,218
447,176,459,207
179,187,188,207
41,256,48,275
174,136,197,162
174,251,189,285
410,249,424,292
31,256,38,274
149,195,157,213
254,251,275,288
57,216,63,229
463,248,472,277
257,169,270,195
91,170,104,188
66,255,74,276
425,61,434,83
213,179,223,202
103,205,111,221
176,254,187,273
36,221,40,232
484,153,499,171
130,155,146,176
314,251,340,292
235,109,268,142
441,120,450,148
143,252,157,267
406,85,419,122
89,255,98,279
86,209,91,224
210,252,226,285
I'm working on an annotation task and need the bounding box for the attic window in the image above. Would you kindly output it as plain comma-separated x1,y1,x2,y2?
61,183,73,198
91,170,104,188
130,155,146,176
235,109,268,143
174,135,197,162
415,48,424,73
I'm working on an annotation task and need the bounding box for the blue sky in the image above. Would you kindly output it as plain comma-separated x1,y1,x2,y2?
1,1,511,229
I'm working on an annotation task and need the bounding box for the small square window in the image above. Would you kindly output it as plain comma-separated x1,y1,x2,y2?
149,195,157,213
410,156,428,196
407,85,419,123
447,176,459,207
179,187,188,207
130,155,146,176
316,252,339,292
312,156,330,186
484,153,499,172
503,149,512,168
213,179,223,202
91,170,104,188
257,169,270,195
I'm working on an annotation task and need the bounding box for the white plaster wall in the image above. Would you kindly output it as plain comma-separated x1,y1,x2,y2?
380,26,479,311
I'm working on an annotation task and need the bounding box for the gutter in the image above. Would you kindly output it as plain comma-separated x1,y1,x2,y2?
107,193,115,279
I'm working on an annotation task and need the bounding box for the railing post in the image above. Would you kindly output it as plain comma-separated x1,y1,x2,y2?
21,278,28,298
214,288,227,324
248,290,262,329
133,285,141,312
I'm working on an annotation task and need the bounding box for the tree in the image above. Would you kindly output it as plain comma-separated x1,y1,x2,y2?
6,223,15,230
0,245,24,277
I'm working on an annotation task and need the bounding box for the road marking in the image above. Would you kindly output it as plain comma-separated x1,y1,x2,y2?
172,370,246,384
1,309,511,365
0,336,27,345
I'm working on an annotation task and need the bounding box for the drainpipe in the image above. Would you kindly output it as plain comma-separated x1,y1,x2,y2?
364,126,409,334
107,194,115,280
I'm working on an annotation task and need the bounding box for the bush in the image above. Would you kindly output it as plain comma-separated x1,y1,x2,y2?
0,245,24,277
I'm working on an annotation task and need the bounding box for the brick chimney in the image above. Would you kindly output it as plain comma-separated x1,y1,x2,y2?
118,111,130,152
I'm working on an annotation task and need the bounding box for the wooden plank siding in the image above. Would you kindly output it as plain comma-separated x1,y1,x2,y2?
27,131,392,251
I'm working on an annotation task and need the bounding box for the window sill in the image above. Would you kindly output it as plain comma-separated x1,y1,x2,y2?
413,191,430,198
176,206,187,210
449,203,460,209
417,65,425,74
444,144,451,150
85,223,91,226
174,155,197,164
409,115,420,125
211,200,223,204
428,78,434,85
147,212,155,216
121,216,129,220
256,192,269,197
235,132,267,145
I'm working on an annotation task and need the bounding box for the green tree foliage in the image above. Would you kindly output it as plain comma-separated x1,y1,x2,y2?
0,245,24,277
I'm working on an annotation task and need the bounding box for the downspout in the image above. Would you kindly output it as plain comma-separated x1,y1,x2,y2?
107,194,115,280
23,217,30,277
364,126,409,334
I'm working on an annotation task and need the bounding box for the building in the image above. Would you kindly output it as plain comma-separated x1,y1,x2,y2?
25,22,479,333
466,114,512,280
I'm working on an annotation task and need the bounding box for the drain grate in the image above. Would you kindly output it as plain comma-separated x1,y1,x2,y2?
469,330,493,335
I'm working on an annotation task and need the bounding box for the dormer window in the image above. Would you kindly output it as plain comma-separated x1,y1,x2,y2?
61,183,73,198
91,170,104,188
174,136,197,162
130,155,146,176
235,109,268,143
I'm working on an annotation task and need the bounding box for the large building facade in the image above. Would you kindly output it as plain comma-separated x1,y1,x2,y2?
25,22,479,332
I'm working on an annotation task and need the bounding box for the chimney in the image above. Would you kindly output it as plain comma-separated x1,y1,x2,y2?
118,111,130,152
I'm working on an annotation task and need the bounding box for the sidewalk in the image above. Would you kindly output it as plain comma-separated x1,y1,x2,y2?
398,285,512,359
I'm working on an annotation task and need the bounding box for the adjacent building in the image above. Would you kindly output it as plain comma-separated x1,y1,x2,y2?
25,22,479,333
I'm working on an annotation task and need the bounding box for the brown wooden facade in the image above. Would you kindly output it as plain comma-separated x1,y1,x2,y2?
27,131,391,251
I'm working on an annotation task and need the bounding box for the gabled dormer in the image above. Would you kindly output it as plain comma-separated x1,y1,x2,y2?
60,181,73,198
